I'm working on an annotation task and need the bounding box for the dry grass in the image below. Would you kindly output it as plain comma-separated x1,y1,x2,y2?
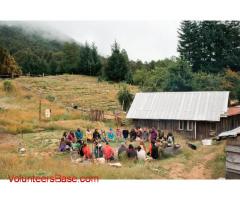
0,131,226,179
0,75,138,134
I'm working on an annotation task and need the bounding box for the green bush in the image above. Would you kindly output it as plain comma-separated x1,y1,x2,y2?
3,80,14,92
117,85,134,111
46,95,56,102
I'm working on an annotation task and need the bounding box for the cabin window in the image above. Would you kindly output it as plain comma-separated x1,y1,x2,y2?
179,120,184,130
210,123,216,131
187,121,193,131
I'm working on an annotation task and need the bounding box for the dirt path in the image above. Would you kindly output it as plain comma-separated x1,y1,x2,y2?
183,152,216,179
165,147,218,179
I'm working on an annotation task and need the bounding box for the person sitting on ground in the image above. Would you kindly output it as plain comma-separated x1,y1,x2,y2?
139,140,147,152
63,131,71,147
118,142,128,160
122,128,129,141
59,138,66,152
116,128,121,141
136,145,146,161
67,131,75,144
78,142,85,157
136,127,143,141
63,132,68,140
86,128,93,143
156,139,164,159
142,127,149,142
100,129,107,143
93,129,101,142
167,132,175,147
127,144,137,159
150,127,158,142
130,128,137,141
158,131,165,141
103,142,114,161
94,142,104,158
75,128,83,141
71,141,81,151
82,143,92,159
107,128,115,142
151,140,159,159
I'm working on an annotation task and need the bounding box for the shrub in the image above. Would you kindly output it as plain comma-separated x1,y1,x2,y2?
117,85,134,111
46,95,56,102
3,80,14,92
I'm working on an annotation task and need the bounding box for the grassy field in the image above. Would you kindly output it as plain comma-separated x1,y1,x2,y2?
0,75,138,134
0,75,226,179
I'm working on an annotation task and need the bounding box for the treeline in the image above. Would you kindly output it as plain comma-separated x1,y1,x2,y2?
132,58,240,100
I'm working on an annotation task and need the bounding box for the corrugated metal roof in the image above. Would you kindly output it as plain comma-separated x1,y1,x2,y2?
126,91,229,121
218,127,240,138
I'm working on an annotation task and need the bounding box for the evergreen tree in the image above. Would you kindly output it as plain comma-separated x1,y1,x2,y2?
63,42,80,73
78,42,102,76
104,41,130,82
163,59,193,91
178,21,240,73
0,47,22,75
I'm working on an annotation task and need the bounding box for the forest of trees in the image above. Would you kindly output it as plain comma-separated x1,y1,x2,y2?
0,25,102,76
1,21,240,100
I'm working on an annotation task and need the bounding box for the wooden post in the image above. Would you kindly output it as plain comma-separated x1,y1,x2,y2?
194,121,197,140
39,98,42,122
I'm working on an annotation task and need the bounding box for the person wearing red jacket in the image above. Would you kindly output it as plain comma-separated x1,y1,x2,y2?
82,143,92,159
103,142,114,161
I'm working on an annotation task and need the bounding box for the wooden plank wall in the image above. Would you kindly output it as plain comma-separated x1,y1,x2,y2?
132,114,240,140
217,114,240,134
225,136,240,179
133,119,196,139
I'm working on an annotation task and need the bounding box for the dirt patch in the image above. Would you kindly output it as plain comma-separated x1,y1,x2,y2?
0,133,19,145
166,163,185,179
183,152,216,179
0,133,19,151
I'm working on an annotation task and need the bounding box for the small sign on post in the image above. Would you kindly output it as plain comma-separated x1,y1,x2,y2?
45,109,51,118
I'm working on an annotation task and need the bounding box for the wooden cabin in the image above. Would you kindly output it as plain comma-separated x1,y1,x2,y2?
218,127,240,179
127,91,240,140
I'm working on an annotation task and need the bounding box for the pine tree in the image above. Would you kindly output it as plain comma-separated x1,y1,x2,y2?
163,59,193,91
178,21,240,73
0,47,22,76
78,42,102,76
104,41,130,82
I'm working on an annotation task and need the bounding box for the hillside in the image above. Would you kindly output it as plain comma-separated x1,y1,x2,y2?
0,75,138,134
0,24,103,76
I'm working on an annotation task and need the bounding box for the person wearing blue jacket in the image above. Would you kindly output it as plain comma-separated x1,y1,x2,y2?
75,128,83,141
107,128,115,142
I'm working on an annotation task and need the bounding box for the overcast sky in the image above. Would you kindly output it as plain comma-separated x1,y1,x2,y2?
5,21,181,62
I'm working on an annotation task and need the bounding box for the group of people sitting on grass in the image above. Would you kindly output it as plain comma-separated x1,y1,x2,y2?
58,127,176,161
